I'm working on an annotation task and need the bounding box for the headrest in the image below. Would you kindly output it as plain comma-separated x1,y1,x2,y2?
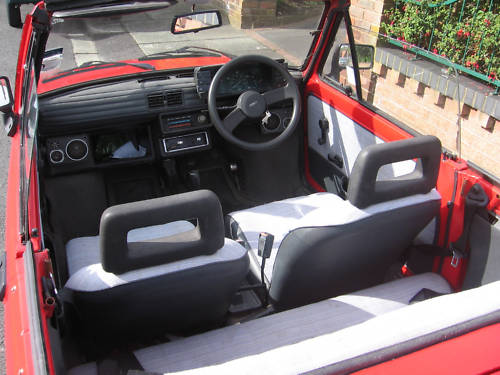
347,136,441,209
100,190,224,274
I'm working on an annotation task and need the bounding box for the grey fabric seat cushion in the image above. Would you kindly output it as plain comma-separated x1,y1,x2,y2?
140,277,500,375
65,221,247,292
69,273,456,375
229,190,441,282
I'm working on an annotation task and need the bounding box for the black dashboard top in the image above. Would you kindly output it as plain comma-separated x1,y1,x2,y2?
38,61,293,136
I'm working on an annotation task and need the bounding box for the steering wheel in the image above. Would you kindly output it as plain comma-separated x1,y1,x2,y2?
207,55,302,151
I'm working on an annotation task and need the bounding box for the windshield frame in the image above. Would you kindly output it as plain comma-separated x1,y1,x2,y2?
38,1,328,93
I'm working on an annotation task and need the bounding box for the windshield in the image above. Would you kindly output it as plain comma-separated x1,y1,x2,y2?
44,0,325,84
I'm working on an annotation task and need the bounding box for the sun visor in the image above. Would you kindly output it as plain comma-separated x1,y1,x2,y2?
46,0,176,13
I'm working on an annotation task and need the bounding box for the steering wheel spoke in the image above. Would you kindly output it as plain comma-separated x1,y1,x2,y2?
223,107,246,133
263,84,294,106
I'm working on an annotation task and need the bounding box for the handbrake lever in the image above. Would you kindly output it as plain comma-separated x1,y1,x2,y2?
258,232,274,306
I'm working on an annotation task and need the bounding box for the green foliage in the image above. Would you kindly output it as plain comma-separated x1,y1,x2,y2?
380,0,499,82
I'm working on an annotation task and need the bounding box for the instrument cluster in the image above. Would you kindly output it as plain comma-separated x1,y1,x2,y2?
195,62,287,98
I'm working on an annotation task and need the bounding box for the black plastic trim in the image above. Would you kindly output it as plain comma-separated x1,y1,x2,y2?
304,9,341,83
0,253,6,301
344,10,363,99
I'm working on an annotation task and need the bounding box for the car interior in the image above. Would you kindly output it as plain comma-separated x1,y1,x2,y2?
30,19,500,375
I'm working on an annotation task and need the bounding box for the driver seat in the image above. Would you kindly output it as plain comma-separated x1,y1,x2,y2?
228,136,442,310
63,190,249,338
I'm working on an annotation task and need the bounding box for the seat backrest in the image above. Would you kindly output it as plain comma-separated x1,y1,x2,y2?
100,189,225,274
269,136,442,310
347,135,441,208
65,190,249,339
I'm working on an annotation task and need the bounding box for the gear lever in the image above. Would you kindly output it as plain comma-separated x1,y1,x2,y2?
163,159,179,193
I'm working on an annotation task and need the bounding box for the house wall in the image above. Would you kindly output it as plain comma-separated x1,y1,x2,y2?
350,0,500,178
368,64,500,177
220,0,278,29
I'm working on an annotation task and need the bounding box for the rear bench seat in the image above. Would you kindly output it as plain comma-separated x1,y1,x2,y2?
69,273,500,374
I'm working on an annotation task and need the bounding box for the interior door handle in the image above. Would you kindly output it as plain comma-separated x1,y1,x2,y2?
318,118,329,145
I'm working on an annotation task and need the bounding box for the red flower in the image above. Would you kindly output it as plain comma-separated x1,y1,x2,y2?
484,19,490,26
464,31,470,37
390,20,394,26
457,29,463,37
441,53,446,57
489,73,497,80
432,48,438,54
466,61,471,67
425,31,431,37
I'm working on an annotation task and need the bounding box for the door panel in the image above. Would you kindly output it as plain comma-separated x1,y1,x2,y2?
306,93,415,191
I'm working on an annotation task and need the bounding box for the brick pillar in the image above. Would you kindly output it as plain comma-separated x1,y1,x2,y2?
350,0,388,45
221,0,278,29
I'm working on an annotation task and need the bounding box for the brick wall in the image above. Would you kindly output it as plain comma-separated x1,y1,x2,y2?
220,0,278,29
370,62,500,177
349,0,387,44
349,0,499,177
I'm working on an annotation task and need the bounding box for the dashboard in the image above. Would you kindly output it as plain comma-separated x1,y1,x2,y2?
39,61,296,175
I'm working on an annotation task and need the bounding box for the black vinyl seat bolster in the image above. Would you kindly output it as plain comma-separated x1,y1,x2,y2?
347,135,442,209
100,189,225,274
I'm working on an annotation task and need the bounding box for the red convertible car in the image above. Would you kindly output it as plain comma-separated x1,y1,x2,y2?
1,0,499,374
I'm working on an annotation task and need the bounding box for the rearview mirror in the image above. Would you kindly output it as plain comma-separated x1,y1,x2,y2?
171,10,222,34
338,44,375,70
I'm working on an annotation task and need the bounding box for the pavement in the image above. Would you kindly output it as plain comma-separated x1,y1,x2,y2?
45,6,320,71
0,3,322,373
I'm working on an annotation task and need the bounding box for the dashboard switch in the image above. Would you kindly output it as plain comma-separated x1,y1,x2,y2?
162,132,210,155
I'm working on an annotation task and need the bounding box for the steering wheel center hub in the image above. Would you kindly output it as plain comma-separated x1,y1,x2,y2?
237,91,266,119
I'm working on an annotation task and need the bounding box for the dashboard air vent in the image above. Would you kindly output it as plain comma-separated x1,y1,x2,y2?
166,90,183,106
148,93,165,108
176,71,195,78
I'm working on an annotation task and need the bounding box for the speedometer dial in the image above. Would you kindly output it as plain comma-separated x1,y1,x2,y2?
217,63,274,96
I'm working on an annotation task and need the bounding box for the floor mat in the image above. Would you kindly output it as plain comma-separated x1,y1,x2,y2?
197,167,251,214
229,289,262,314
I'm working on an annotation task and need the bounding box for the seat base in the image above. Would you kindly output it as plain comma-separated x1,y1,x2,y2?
68,273,462,375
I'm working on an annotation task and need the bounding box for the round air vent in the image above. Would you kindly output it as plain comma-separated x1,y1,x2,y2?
49,149,64,164
66,139,89,161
